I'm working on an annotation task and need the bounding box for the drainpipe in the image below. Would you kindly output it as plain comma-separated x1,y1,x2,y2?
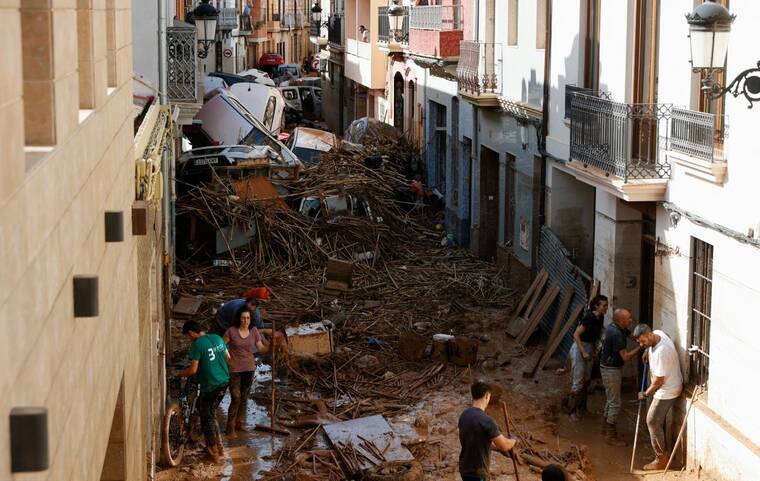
533,0,552,276
470,0,480,252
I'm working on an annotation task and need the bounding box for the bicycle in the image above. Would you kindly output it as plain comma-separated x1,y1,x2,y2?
160,375,202,467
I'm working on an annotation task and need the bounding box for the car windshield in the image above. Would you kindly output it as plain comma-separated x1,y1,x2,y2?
292,147,321,165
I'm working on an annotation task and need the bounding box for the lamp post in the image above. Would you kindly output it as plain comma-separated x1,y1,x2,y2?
387,0,404,44
686,0,760,108
192,0,219,59
311,1,323,39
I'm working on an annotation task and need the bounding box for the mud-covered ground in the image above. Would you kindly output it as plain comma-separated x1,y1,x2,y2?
156,308,711,481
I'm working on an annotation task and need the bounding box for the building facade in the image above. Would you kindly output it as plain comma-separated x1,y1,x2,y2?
1,1,169,480
545,0,760,478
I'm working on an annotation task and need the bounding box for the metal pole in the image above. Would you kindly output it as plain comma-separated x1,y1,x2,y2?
270,319,277,429
662,387,702,475
630,362,649,473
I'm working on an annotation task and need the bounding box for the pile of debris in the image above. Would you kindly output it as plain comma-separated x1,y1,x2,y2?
171,136,592,480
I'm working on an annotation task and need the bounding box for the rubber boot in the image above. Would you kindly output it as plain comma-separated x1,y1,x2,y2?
600,417,610,434
604,423,628,446
567,393,580,422
643,454,668,471
204,434,220,462
215,433,225,462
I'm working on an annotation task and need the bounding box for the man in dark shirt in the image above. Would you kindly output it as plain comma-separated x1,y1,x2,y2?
599,308,640,446
214,297,266,335
458,381,517,481
568,295,608,421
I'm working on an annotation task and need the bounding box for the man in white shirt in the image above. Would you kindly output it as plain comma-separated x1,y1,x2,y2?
633,324,684,471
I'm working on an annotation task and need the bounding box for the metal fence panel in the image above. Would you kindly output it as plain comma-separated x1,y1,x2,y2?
167,26,198,103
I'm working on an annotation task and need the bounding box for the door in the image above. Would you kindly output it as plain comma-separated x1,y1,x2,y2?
393,73,404,130
478,147,500,259
632,0,660,166
281,87,302,111
639,211,656,327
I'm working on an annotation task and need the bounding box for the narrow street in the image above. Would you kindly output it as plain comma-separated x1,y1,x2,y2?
3,1,759,481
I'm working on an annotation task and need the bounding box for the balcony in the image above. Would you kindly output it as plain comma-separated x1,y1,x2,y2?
218,7,238,31
456,41,502,107
345,37,384,89
328,14,343,47
281,12,296,30
568,93,672,200
239,15,252,33
248,4,268,41
408,5,462,59
377,6,409,51
167,23,202,123
668,108,728,182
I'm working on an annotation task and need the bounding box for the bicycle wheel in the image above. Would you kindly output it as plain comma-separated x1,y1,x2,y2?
161,402,185,467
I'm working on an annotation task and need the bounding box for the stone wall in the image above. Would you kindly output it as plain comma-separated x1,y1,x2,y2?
0,1,156,480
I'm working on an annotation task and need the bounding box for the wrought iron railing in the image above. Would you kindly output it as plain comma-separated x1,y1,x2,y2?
281,11,295,29
564,85,610,119
569,93,673,180
456,41,502,96
239,15,252,32
167,24,199,103
670,108,726,163
218,7,238,31
328,13,343,46
410,4,462,31
377,6,409,44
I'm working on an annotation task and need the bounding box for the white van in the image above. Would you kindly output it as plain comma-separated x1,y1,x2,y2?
229,82,286,135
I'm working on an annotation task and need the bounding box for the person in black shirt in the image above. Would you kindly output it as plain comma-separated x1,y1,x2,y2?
567,295,608,422
599,308,641,446
458,381,517,481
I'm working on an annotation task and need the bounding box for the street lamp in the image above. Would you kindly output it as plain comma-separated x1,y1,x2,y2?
192,0,219,59
686,0,760,108
388,0,405,43
311,1,322,38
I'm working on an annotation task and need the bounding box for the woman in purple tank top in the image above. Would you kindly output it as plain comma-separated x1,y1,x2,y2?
223,306,269,436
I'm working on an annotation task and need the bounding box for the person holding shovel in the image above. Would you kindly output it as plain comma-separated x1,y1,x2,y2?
458,380,517,481
633,324,683,470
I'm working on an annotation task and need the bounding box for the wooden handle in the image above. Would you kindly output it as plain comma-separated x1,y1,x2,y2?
500,401,521,481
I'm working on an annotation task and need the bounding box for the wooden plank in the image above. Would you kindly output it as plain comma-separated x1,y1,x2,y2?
523,271,548,320
323,415,413,472
547,287,575,344
506,269,547,326
506,316,530,338
523,287,575,378
172,295,203,316
517,283,559,345
536,303,584,372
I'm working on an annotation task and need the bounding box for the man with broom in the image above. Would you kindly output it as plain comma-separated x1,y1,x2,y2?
458,380,518,481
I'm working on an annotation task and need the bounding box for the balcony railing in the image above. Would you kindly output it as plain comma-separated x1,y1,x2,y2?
670,108,726,163
569,93,673,181
377,6,409,45
218,7,238,31
328,13,343,46
410,4,462,31
564,85,610,119
457,41,502,97
281,12,295,29
239,15,252,32
167,24,199,103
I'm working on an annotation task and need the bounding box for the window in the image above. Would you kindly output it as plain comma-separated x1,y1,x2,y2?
433,102,447,193
508,0,519,46
689,237,713,388
536,0,546,49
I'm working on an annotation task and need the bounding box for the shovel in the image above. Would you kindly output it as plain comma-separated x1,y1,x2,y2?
630,362,649,473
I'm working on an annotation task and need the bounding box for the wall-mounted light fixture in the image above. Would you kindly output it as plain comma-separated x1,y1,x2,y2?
687,0,760,108
104,211,124,243
10,407,49,473
388,0,405,44
73,276,99,317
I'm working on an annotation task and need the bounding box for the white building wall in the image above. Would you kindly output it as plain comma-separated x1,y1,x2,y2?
133,0,160,96
653,1,760,479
